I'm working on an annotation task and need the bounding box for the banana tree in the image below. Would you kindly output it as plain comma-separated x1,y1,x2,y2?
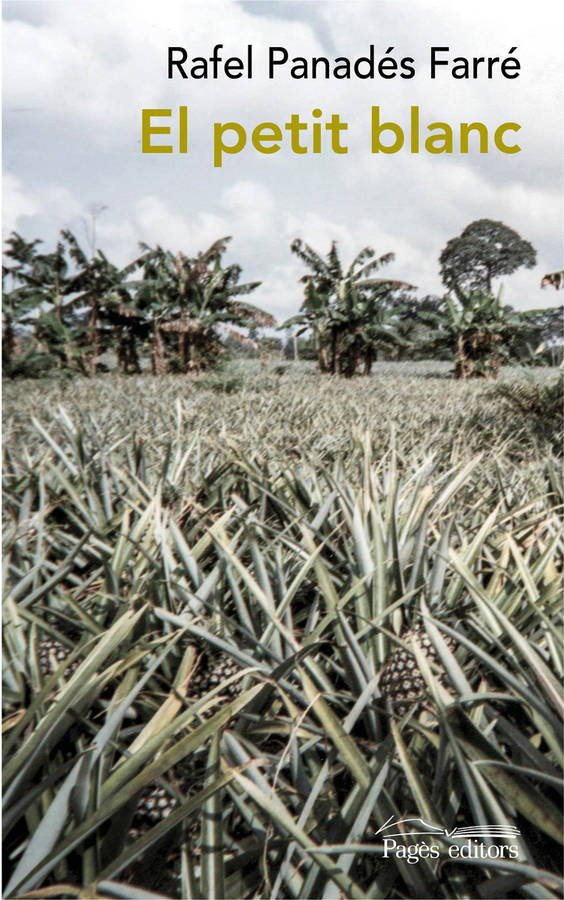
134,238,273,375
281,280,332,372
283,239,414,375
63,231,142,374
131,243,176,374
103,298,148,374
428,284,533,379
2,232,83,372
2,233,42,368
350,284,415,375
31,311,89,375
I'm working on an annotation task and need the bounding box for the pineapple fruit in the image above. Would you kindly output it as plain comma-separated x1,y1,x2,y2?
37,636,243,840
379,628,457,715
38,636,80,680
129,648,243,840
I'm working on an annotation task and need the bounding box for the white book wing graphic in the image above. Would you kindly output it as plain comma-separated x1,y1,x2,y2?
376,816,521,839
375,816,446,837
448,826,521,838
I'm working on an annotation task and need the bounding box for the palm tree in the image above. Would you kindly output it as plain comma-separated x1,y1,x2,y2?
2,232,85,372
104,300,148,374
63,230,143,374
281,280,332,372
427,284,533,380
283,239,414,376
349,285,415,375
134,237,274,375
2,232,42,368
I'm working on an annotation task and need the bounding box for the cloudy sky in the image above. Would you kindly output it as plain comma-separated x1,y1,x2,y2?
3,0,563,321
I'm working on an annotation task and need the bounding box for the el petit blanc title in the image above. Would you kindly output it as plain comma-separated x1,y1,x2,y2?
141,44,523,167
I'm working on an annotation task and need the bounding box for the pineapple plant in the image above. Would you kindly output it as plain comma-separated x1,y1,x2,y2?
129,648,244,840
3,367,562,900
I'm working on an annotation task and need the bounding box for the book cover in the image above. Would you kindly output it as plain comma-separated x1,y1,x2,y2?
3,2,563,898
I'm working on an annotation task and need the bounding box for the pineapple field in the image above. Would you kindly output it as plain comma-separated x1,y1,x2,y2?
2,361,563,899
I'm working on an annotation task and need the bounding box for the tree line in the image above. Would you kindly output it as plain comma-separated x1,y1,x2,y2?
2,218,562,380
2,233,275,378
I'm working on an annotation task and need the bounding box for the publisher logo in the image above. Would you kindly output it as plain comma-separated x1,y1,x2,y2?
376,816,520,865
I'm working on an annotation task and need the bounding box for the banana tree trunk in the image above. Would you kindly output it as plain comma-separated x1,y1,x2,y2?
363,345,374,375
117,338,126,373
345,335,361,377
87,301,101,375
116,303,141,374
454,335,472,379
127,331,141,373
151,326,168,375
189,334,201,374
2,316,15,367
455,332,501,380
318,342,329,373
179,332,193,373
330,327,344,375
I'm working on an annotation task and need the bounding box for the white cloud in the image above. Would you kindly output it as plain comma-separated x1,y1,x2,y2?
123,180,278,258
2,174,82,237
3,1,322,141
3,174,39,234
2,0,562,316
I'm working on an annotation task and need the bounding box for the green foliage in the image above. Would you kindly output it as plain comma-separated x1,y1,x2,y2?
3,230,102,376
2,346,56,379
134,237,272,375
2,233,46,366
197,369,246,393
425,285,536,379
282,239,415,376
62,230,142,375
2,367,562,897
516,305,564,366
491,375,564,452
3,225,559,382
33,311,91,375
2,231,271,380
439,219,537,293
390,293,451,360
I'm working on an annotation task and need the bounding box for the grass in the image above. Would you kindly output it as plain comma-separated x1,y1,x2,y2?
2,360,563,899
